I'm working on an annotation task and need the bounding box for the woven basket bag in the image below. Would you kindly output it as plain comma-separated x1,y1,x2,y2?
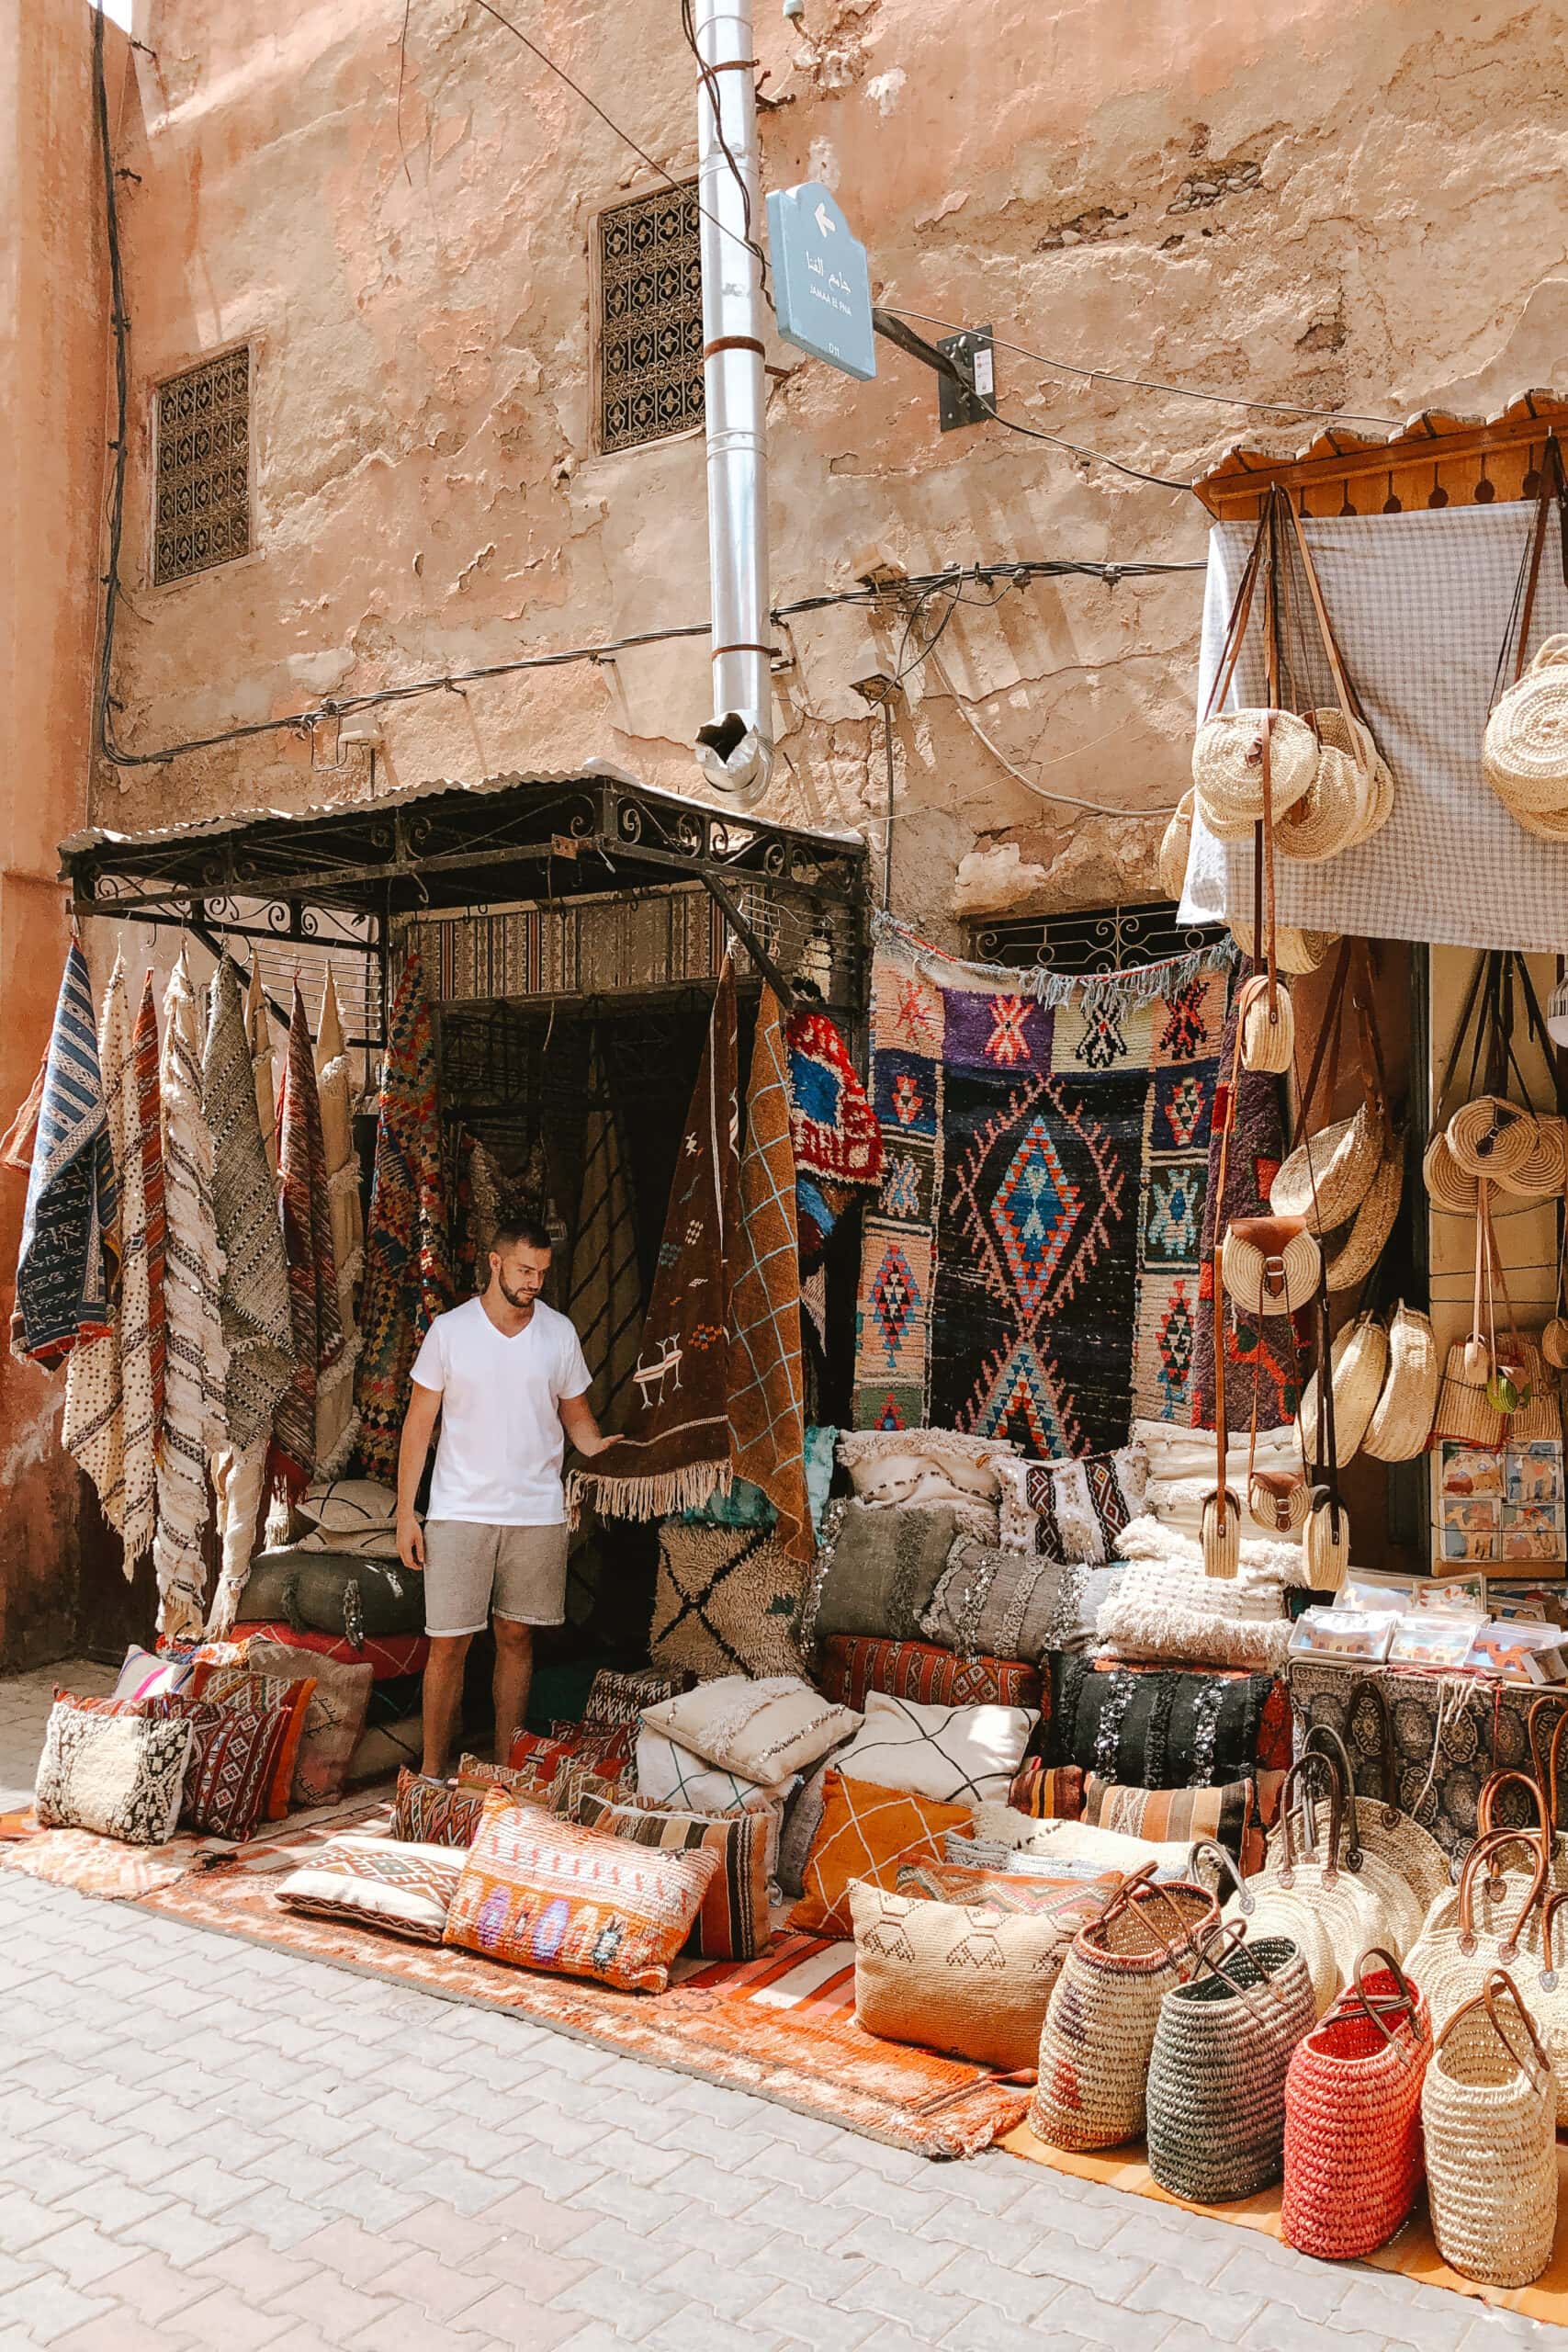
1322,1148,1403,1294
1298,1708,1450,1914
1422,1127,1479,1216
1280,1949,1430,2260
1145,1923,1315,2202
1270,1102,1382,1234
1404,1826,1550,2030
1483,633,1568,819
1228,917,1334,975
1360,1302,1440,1462
1220,1217,1320,1321
1158,791,1193,900
1297,1314,1387,1469
1448,1095,1540,1184
1237,1757,1405,1983
1029,1867,1220,2153
1237,972,1296,1077
1422,1971,1558,2289
1194,709,1319,839
1274,741,1364,862
1193,1837,1340,2018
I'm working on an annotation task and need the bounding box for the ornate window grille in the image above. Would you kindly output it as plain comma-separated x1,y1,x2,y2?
596,183,704,455
152,347,252,586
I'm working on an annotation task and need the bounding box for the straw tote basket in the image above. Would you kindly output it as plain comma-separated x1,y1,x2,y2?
1474,1763,1568,1897
1404,1826,1550,2030
1158,791,1194,901
1029,1866,1220,2153
1360,1302,1439,1462
1297,1314,1386,1470
1229,916,1334,975
1280,1949,1431,2261
1248,1757,1412,1975
1299,1719,1450,1916
1145,1922,1315,2202
1422,1971,1558,2290
1275,741,1365,862
1322,1147,1403,1294
1269,1747,1427,1962
1193,1837,1340,2016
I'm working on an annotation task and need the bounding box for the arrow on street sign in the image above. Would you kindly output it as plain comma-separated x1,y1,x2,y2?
765,180,875,382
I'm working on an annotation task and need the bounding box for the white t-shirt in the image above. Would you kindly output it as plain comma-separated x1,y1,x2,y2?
409,1296,592,1526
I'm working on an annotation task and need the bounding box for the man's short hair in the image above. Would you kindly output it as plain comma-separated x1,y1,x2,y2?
490,1215,553,1256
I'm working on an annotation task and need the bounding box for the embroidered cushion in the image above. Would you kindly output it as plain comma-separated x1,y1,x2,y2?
151,1699,293,1841
835,1691,1036,1806
1134,1417,1303,1545
464,1743,627,1821
638,1675,860,1792
803,1501,964,1649
1092,1548,1291,1676
851,1880,1102,2071
896,1858,1119,1915
392,1769,488,1848
542,1724,636,1778
110,1645,200,1705
789,1771,974,1938
583,1667,695,1728
650,1525,807,1682
1051,1655,1287,1789
276,1833,464,1943
1005,1760,1086,1819
964,1802,1195,1873
243,1639,374,1808
632,1729,786,1875
35,1701,193,1846
1042,1562,1129,1656
295,1476,400,1534
575,1792,773,1961
836,1427,1018,1512
774,1742,857,1898
817,1634,1043,1714
919,1539,1075,1665
1083,1773,1260,1869
996,1444,1147,1563
189,1664,317,1819
444,1787,722,1992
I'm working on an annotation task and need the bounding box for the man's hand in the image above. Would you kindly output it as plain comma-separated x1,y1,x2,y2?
398,1516,426,1573
559,1391,612,1458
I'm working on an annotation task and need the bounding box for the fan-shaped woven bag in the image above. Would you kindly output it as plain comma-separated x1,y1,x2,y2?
1298,1315,1387,1468
1271,1102,1382,1233
1423,1128,1479,1216
1361,1303,1440,1462
1158,791,1193,900
1193,709,1318,839
1483,634,1568,820
1448,1097,1540,1183
1229,917,1335,975
1323,1149,1403,1295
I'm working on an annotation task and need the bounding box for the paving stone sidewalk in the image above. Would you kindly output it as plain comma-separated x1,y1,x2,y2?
0,1664,1557,2352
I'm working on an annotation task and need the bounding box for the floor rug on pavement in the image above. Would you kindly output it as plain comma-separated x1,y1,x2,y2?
1002,2123,1568,2323
0,1794,387,1901
129,1805,1028,2160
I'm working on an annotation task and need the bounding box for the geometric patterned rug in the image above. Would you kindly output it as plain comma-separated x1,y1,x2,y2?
853,918,1231,1452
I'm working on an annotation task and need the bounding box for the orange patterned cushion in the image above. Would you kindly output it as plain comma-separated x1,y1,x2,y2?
443,1787,723,1993
188,1664,316,1819
789,1771,973,1939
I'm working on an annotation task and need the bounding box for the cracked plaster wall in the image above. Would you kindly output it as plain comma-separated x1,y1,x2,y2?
87,0,1568,941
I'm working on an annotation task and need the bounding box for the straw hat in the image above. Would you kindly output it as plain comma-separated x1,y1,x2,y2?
1275,742,1364,863
1423,1128,1480,1216
1271,1101,1383,1234
1229,918,1336,974
1362,1303,1440,1461
1323,1146,1403,1293
1297,1314,1389,1467
1314,708,1396,851
1158,792,1194,900
1194,709,1319,840
1448,1097,1539,1183
1483,634,1568,819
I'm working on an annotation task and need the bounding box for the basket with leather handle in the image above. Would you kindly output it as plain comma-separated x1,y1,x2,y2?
1404,1826,1551,2027
1361,1300,1440,1461
1269,941,1392,1236
1273,503,1393,862
1145,1918,1315,2203
1191,513,1318,838
1430,1181,1508,1449
1298,1715,1450,1915
1221,1216,1321,1321
1421,1970,1558,2290
1190,1837,1339,2018
1281,1948,1431,2260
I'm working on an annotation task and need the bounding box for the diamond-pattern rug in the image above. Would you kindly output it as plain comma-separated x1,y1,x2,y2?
852,920,1230,1453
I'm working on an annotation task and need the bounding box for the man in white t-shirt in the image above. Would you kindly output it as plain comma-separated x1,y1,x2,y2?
397,1216,612,1776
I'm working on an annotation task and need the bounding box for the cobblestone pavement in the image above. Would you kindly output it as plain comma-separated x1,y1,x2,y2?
0,1665,1559,2352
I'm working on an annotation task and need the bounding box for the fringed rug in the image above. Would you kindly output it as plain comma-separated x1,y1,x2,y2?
572,964,739,1523
13,938,118,1367
204,957,294,1458
270,978,345,1498
118,1801,1027,2159
1189,956,1293,1431
313,970,363,1478
565,1034,642,1432
728,987,811,1564
852,914,1233,1453
354,946,452,1484
1004,2126,1568,2324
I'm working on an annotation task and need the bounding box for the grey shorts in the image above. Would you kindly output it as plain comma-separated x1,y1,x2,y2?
422,1521,570,1638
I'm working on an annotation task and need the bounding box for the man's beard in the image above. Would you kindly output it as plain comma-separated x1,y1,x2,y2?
497,1275,541,1312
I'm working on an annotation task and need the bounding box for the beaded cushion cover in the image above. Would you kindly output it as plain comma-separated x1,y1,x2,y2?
996,1445,1147,1563
789,1770,974,1939
919,1540,1075,1667
276,1833,464,1944
444,1786,722,1993
817,1634,1043,1715
34,1701,193,1846
575,1792,773,1961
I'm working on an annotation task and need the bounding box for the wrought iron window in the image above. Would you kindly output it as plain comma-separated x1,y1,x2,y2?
596,184,704,455
152,347,252,586
969,900,1227,977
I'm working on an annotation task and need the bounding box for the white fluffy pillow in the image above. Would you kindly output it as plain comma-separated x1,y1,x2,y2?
1131,1417,1303,1545
965,1801,1193,1872
836,1428,1019,1511
638,1675,860,1792
835,1691,1036,1805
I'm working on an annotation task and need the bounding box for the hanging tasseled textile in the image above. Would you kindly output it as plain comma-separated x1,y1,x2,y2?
314,968,364,1476
1190,961,1293,1430
571,962,739,1522
269,977,345,1498
133,974,167,1451
467,1136,503,1287
1,1048,48,1171
246,962,278,1182
12,941,118,1368
728,987,813,1563
63,959,160,1564
564,1034,642,1436
154,950,228,1640
354,944,453,1484
203,957,294,1634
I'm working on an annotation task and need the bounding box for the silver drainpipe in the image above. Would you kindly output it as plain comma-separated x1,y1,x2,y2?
693,0,773,805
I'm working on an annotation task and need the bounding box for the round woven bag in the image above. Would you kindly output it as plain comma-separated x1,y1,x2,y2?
1271,1102,1382,1233
1314,707,1394,851
1030,1871,1220,2152
1221,1220,1322,1320
1448,1096,1540,1183
1494,1113,1567,1199
1423,1128,1480,1216
1299,1717,1451,1915
1145,1925,1315,2203
1238,974,1295,1076
1322,1148,1402,1294
1275,742,1363,862
1193,709,1319,839
1158,791,1194,900
1361,1302,1440,1462
1483,634,1568,818
1422,1972,1558,2290
1229,917,1335,975
1280,1951,1430,2260
1298,1315,1388,1467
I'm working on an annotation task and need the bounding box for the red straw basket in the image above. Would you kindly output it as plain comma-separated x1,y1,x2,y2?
1281,1947,1430,2260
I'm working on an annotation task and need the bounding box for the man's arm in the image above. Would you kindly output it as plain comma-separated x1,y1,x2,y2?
397,1381,442,1568
559,1390,613,1458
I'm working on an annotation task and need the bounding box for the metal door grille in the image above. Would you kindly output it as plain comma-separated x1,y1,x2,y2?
152,347,252,585
596,184,704,454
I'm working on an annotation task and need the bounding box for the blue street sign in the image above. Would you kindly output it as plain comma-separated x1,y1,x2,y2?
765,181,876,382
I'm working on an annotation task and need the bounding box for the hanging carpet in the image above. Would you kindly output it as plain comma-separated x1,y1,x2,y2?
852,914,1232,1453
270,978,346,1499
246,963,278,1182
63,958,161,1565
154,951,229,1642
314,970,363,1477
728,986,812,1565
564,1034,642,1435
1,1049,48,1171
12,939,118,1368
354,944,453,1486
785,1005,884,1262
1189,958,1293,1431
204,958,295,1453
571,961,739,1523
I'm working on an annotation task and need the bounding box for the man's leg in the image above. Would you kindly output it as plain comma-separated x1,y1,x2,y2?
421,1634,471,1777
491,1617,534,1766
